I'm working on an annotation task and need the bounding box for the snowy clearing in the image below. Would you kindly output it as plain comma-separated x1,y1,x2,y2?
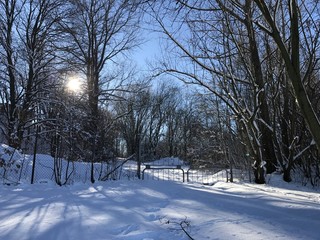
0,176,319,240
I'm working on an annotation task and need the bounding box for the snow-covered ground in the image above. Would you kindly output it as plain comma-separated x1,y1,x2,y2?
1,143,320,239
0,175,319,240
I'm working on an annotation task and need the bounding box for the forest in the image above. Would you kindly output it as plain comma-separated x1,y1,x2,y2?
0,0,320,186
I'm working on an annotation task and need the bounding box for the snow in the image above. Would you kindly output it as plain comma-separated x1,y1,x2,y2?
1,144,320,239
0,175,320,240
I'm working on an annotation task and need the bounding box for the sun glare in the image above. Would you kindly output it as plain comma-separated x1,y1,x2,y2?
66,76,82,93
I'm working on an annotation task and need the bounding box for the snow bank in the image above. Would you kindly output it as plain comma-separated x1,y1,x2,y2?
0,144,25,184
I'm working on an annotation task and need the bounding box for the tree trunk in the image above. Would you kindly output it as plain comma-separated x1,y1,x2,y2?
244,0,277,173
254,0,320,151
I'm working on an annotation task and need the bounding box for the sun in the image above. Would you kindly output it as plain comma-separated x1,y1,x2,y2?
66,75,83,93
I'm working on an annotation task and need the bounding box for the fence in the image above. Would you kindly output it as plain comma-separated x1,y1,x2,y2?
1,144,251,185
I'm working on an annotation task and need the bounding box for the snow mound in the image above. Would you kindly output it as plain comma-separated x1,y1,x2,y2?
0,144,24,163
0,144,25,184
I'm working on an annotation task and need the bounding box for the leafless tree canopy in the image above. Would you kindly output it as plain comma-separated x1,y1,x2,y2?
0,0,320,185
147,0,320,184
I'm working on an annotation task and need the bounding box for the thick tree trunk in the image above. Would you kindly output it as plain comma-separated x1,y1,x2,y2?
244,1,277,173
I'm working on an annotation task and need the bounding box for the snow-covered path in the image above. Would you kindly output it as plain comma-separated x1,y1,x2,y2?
0,179,319,240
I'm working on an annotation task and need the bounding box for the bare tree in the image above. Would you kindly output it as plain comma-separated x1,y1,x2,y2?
60,0,142,182
148,1,274,183
0,0,23,148
0,0,64,149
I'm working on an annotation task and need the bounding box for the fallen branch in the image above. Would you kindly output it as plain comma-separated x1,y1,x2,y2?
160,216,195,240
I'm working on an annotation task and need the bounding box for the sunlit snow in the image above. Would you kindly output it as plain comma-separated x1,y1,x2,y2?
0,144,319,240
1,176,319,239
